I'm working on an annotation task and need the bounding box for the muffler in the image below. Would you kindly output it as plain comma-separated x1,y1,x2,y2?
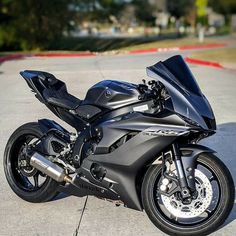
30,152,72,183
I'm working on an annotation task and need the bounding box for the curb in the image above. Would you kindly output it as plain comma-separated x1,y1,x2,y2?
185,57,224,69
129,43,226,54
0,52,96,64
0,54,25,63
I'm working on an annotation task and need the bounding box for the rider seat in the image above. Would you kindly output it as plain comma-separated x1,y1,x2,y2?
23,70,81,110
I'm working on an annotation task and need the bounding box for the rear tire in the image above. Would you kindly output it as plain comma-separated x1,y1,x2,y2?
142,153,235,236
4,122,60,203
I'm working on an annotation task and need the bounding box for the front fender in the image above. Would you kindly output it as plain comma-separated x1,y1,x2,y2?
180,144,216,189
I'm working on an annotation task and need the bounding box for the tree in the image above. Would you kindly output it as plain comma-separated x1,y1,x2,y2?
132,0,156,25
73,0,126,23
167,0,195,19
208,0,236,15
0,0,76,50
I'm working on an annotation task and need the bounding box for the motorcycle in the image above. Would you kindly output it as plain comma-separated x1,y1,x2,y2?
4,55,235,235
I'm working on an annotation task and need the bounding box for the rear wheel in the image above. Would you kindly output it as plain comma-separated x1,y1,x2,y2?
142,153,235,236
4,122,59,202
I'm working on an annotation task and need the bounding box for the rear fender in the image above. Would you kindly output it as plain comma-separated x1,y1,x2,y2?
38,119,69,134
35,119,70,155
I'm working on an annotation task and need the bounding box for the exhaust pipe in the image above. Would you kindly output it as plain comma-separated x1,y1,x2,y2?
30,152,72,183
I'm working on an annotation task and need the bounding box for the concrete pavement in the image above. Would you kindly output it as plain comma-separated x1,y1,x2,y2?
0,52,235,236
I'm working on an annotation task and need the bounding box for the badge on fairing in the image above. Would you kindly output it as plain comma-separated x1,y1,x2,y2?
133,104,149,112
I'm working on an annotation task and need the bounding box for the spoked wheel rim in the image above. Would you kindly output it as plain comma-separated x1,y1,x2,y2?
9,134,49,192
153,158,221,226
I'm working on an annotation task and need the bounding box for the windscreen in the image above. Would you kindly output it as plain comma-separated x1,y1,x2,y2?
162,56,201,95
146,55,215,130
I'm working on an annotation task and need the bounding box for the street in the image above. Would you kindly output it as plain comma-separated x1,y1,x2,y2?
0,52,235,236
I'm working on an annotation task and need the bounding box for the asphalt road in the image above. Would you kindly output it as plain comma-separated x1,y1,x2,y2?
0,52,235,236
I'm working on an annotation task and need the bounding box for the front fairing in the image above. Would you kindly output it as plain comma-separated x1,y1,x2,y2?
147,55,216,130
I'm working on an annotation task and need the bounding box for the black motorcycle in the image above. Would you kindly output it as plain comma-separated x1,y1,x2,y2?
4,55,235,235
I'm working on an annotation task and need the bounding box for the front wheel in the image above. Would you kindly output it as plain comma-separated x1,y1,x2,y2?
142,153,235,236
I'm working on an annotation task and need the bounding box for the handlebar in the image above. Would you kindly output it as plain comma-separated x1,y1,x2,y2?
138,80,163,101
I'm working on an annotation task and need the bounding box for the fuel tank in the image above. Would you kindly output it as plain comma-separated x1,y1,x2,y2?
83,80,141,109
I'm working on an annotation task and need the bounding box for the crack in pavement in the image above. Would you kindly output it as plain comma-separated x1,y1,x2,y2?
94,58,106,80
73,196,88,236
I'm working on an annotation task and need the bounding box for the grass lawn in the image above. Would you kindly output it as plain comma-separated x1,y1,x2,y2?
119,37,220,51
189,48,236,65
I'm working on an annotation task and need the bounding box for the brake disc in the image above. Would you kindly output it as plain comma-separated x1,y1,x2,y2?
18,145,37,177
161,169,213,218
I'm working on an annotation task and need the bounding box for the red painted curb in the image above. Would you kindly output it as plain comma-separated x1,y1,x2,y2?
0,54,25,63
0,52,96,64
185,57,224,69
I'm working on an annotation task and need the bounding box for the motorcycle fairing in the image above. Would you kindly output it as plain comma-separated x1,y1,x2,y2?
146,55,216,130
93,111,189,154
62,134,215,211
71,111,191,210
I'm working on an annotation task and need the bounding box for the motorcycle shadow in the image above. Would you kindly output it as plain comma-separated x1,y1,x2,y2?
201,122,236,227
53,192,70,201
225,204,236,227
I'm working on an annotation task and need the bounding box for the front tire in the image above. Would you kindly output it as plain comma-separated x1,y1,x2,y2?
4,122,59,203
142,153,235,236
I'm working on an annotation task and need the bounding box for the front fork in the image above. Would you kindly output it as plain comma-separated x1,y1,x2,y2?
160,144,215,199
172,143,195,198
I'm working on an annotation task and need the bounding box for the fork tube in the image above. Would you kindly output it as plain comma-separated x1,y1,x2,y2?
172,143,190,196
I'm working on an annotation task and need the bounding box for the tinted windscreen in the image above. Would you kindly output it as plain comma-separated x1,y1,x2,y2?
146,55,215,130
149,55,201,96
